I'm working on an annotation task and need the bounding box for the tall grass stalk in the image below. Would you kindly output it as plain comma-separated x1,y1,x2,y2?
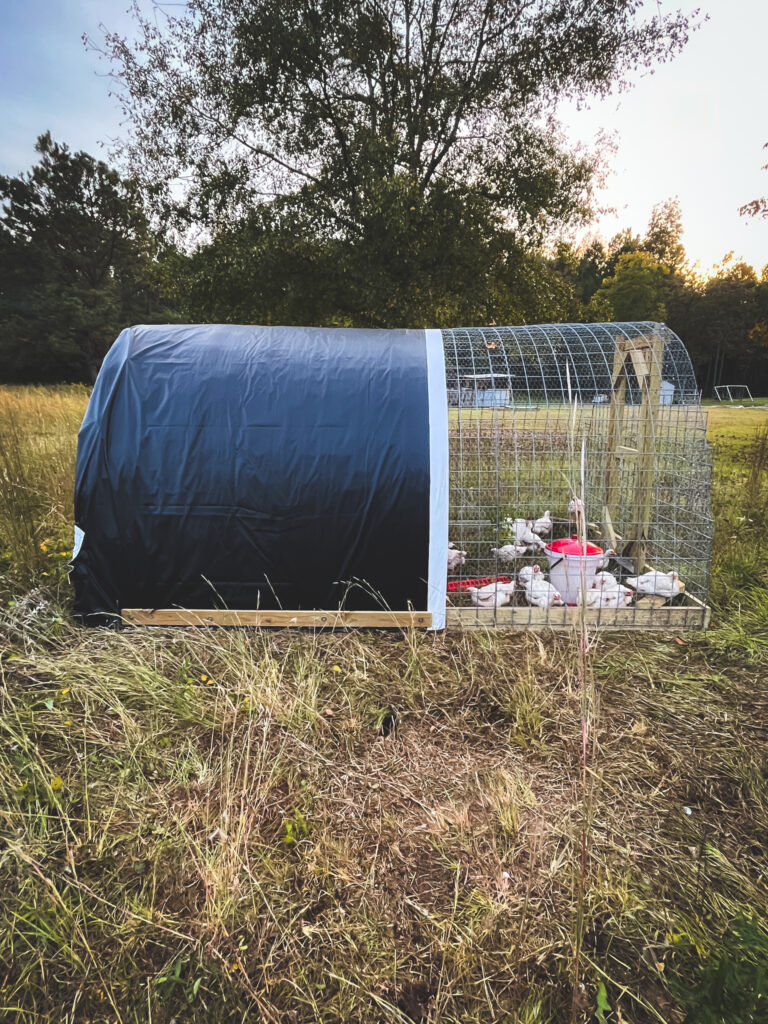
561,369,601,1019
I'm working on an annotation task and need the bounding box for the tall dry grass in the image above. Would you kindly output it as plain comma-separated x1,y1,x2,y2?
0,386,88,592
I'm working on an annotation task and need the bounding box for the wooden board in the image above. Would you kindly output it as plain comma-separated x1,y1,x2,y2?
124,597,710,631
446,600,709,631
122,609,432,628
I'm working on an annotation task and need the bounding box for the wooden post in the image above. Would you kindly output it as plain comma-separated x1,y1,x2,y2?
603,339,628,550
626,333,664,573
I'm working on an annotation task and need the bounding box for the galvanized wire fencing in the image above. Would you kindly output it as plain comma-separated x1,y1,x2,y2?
442,323,713,628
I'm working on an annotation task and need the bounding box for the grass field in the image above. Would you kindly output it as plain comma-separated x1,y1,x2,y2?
1,387,768,1023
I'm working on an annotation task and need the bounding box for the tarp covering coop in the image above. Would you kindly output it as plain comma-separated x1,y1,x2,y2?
71,325,449,626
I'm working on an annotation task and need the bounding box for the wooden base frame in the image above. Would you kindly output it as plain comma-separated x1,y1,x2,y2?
122,609,432,628
446,595,710,631
123,596,710,631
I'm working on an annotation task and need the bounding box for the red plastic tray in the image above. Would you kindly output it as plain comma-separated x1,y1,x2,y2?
447,575,513,592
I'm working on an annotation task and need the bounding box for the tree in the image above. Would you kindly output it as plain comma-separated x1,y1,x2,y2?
667,260,768,395
643,198,685,271
102,0,692,229
695,263,762,393
574,239,611,304
0,133,168,381
739,142,767,221
593,251,670,322
96,0,694,327
177,198,583,328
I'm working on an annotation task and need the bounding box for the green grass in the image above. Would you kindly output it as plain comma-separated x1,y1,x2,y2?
1,387,767,1023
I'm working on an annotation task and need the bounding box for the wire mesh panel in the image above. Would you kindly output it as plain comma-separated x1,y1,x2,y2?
442,322,713,628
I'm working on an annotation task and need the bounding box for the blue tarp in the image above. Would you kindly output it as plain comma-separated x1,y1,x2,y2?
72,325,432,622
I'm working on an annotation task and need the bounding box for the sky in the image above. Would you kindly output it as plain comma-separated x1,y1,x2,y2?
0,0,766,276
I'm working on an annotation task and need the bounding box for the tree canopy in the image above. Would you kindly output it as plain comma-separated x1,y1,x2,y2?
593,251,671,322
739,142,767,221
103,0,693,234
0,133,169,381
96,0,694,328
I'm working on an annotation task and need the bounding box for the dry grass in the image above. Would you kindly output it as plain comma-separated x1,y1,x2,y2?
0,387,767,1023
0,386,87,588
705,404,768,446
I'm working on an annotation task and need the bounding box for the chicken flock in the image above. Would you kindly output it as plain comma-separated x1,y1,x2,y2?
448,507,683,610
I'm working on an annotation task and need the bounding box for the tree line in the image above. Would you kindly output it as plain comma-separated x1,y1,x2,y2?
1,0,766,393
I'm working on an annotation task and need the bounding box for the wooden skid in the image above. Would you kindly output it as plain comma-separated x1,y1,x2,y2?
122,608,432,628
447,600,710,631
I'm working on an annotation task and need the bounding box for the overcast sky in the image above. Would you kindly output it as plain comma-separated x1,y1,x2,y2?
1,0,766,275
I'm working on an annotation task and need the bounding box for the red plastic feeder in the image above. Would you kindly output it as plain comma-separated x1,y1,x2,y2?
447,575,512,592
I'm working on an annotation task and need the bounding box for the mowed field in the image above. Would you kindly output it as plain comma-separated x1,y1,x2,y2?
1,387,767,1024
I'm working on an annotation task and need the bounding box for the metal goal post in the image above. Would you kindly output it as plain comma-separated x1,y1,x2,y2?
714,385,753,402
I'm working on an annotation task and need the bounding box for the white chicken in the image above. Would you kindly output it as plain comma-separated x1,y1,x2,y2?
517,565,542,585
624,570,682,598
595,547,616,571
531,510,553,536
568,497,585,516
579,585,633,608
507,517,530,542
467,585,513,609
491,543,528,562
513,518,547,551
584,588,633,609
524,578,564,608
447,542,467,572
591,571,620,591
472,579,517,599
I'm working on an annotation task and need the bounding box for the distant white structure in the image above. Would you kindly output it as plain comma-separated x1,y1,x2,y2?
714,384,753,402
451,373,513,407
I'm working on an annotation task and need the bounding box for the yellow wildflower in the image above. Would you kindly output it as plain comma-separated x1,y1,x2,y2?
331,665,341,673
40,542,49,553
50,776,63,791
61,687,70,696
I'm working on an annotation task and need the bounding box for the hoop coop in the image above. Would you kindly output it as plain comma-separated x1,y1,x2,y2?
72,322,712,630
